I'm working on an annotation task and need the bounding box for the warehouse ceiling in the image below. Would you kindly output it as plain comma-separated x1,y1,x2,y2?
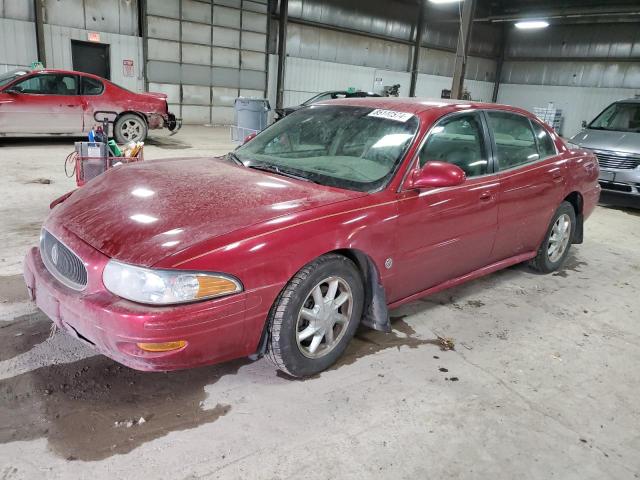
476,0,640,24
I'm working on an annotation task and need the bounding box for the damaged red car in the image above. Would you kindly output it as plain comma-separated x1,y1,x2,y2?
23,98,600,377
0,68,180,142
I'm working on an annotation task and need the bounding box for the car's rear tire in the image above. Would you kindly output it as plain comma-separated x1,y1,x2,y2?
266,254,364,378
530,201,576,273
114,113,147,143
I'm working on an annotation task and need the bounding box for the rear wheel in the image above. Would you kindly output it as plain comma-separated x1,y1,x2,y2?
530,201,576,273
114,113,147,143
266,254,364,377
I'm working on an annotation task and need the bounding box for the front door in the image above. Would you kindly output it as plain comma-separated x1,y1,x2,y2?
0,73,83,134
485,111,568,260
391,111,500,302
72,40,111,80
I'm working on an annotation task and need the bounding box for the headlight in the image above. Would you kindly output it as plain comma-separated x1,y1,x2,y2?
103,260,242,305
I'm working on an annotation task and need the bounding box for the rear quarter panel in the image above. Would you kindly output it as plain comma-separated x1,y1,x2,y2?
564,145,600,219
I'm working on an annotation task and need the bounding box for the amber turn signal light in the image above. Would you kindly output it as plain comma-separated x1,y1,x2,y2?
195,276,240,298
137,340,187,352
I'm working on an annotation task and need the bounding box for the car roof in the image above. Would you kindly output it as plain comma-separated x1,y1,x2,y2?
315,96,534,117
29,68,105,81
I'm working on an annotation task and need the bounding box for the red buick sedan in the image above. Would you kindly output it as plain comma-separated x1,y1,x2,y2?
0,68,179,142
23,98,600,377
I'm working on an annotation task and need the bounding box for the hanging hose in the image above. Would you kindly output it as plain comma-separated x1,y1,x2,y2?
64,151,78,178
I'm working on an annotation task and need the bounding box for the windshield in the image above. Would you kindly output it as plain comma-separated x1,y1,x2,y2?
0,68,30,88
235,105,419,192
589,102,640,133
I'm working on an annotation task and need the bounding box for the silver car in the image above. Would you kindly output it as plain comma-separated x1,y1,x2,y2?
570,98,640,196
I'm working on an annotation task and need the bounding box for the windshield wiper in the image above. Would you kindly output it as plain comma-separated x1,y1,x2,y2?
226,152,245,166
247,164,316,183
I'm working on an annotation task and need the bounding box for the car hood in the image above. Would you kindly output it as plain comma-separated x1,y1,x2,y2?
50,157,362,266
570,129,640,155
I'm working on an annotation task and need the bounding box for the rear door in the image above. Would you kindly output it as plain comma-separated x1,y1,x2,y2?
0,73,83,134
486,111,568,260
392,111,500,301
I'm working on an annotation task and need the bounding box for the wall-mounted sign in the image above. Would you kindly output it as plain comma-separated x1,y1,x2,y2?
123,59,134,77
87,32,101,42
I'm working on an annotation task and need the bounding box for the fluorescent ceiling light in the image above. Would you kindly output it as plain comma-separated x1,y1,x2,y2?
515,20,550,29
429,0,463,4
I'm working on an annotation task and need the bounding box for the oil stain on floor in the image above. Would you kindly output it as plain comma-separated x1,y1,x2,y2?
0,353,248,461
0,312,52,361
335,316,446,369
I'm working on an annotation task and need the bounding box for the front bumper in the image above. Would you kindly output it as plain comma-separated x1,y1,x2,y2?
598,168,640,196
23,239,259,371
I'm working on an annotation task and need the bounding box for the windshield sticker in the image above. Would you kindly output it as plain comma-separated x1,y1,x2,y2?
367,109,414,122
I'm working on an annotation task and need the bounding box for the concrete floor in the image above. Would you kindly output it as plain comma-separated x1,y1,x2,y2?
1,127,639,480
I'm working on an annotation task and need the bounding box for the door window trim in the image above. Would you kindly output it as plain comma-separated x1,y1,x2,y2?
483,109,558,173
528,117,558,158
80,75,105,95
12,73,80,96
398,109,498,192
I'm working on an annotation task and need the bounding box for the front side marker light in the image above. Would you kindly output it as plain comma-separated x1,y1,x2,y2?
137,340,187,352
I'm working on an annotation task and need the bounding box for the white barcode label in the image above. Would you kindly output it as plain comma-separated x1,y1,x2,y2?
367,109,413,122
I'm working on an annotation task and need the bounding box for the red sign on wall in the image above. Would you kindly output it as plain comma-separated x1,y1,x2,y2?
123,59,134,77
87,32,101,42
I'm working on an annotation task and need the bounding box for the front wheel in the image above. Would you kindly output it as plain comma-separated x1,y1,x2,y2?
266,254,364,377
530,201,576,273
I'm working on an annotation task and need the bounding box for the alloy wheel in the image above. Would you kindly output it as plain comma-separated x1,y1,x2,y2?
547,213,571,263
295,276,353,359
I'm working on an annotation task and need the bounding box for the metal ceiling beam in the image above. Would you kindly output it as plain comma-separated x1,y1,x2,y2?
275,0,288,110
409,1,425,97
451,0,476,100
34,0,46,67
475,4,640,22
492,24,506,103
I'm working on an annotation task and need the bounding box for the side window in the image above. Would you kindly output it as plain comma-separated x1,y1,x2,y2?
486,111,539,170
530,120,557,159
419,113,488,177
12,74,77,95
81,77,104,95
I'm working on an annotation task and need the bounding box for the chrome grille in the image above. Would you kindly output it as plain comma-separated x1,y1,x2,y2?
40,229,87,290
594,151,640,170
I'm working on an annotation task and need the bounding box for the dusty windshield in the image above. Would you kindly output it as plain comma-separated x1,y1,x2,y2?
0,69,30,88
235,105,419,192
589,102,640,133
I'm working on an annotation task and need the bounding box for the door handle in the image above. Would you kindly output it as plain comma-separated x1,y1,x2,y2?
552,173,564,183
479,191,493,202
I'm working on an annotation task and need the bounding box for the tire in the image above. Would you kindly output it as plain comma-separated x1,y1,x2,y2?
266,254,364,377
114,113,148,143
530,201,576,273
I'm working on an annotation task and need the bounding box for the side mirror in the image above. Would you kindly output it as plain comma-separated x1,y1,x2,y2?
243,132,257,144
581,120,588,128
407,161,466,189
4,87,20,94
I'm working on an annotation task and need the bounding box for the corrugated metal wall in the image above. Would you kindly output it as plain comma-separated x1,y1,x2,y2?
16,0,145,91
497,84,640,138
44,24,143,91
270,0,498,111
498,23,640,136
145,0,268,125
0,1,37,73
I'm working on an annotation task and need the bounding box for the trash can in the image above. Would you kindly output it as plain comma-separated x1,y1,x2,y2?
232,97,270,143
